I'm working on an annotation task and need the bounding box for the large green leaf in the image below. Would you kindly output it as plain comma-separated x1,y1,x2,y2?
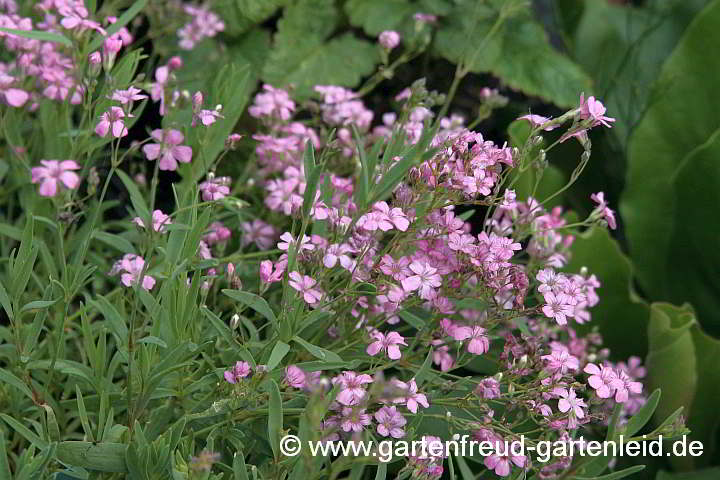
563,228,650,358
262,0,379,98
216,0,288,35
620,0,720,335
646,303,720,468
345,0,452,38
573,0,710,147
434,0,591,108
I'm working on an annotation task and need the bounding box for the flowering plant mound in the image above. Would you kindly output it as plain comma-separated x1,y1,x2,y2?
0,1,691,480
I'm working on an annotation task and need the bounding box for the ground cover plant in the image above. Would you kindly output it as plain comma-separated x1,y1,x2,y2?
1,1,719,479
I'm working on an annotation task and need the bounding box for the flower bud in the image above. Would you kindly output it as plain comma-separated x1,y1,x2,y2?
230,314,240,330
88,51,102,77
102,37,123,71
225,133,243,150
168,56,183,70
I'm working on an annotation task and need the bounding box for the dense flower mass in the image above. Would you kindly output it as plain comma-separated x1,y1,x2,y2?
0,3,683,479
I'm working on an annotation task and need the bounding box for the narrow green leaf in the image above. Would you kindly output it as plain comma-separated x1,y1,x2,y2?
267,341,291,371
0,369,33,400
302,142,322,218
576,465,645,480
623,388,661,438
88,0,149,51
93,231,136,254
20,299,59,314
116,169,150,223
353,125,370,211
453,454,475,480
41,404,60,441
414,349,434,388
371,126,438,203
0,27,72,46
57,441,128,473
233,451,250,480
76,386,95,443
398,310,425,329
374,464,387,480
267,379,283,459
0,431,11,479
0,280,12,319
89,296,128,345
0,413,48,449
137,336,167,348
293,336,343,362
222,289,278,327
200,307,256,366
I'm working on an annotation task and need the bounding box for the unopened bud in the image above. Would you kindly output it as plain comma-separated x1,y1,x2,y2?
192,91,203,109
168,56,183,70
225,133,243,150
88,51,102,77
102,37,123,71
230,314,240,330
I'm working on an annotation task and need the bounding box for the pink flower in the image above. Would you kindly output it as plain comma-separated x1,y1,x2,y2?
284,365,306,388
413,13,438,23
95,106,131,138
199,176,231,201
375,406,406,438
401,261,442,299
462,326,488,355
323,243,354,269
536,268,566,294
109,254,156,290
332,371,373,406
241,220,278,250
392,378,429,413
584,363,617,399
339,407,371,432
441,318,471,341
203,222,232,245
177,4,225,50
542,291,574,325
610,370,642,403
142,129,193,171
484,449,526,477
110,86,146,105
0,73,29,107
590,192,617,230
554,387,587,420
224,361,251,384
518,114,557,131
288,271,323,304
30,160,81,197
475,377,501,399
133,209,172,233
191,91,224,126
367,330,407,360
378,255,412,281
541,348,579,375
378,30,400,50
579,94,615,128
249,84,295,121
373,201,410,231
259,259,286,284
277,232,314,252
431,340,454,372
